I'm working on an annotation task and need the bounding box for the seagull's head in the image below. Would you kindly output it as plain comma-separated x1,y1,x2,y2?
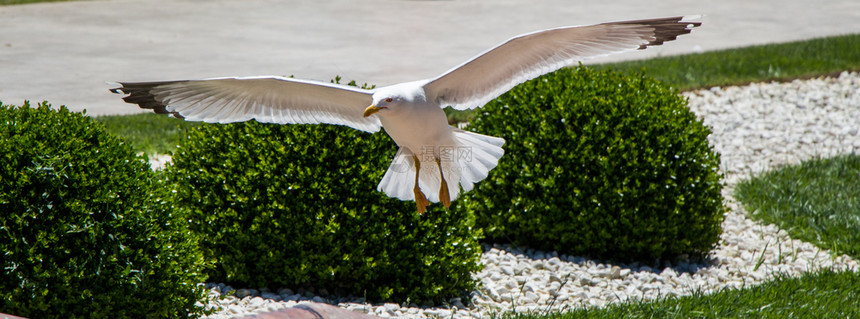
364,81,428,118
363,95,398,117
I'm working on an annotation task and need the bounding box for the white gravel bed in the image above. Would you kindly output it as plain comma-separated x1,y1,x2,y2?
194,72,860,318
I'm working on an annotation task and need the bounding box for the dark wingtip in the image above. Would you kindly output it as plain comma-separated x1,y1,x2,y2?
615,16,702,50
111,80,186,119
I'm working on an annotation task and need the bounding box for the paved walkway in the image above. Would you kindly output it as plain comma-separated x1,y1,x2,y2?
1,0,858,116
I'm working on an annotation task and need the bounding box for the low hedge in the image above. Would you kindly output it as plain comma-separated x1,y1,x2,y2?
166,111,482,304
0,101,208,318
461,67,726,262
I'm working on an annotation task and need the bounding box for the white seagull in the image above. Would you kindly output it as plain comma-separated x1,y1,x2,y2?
111,16,701,214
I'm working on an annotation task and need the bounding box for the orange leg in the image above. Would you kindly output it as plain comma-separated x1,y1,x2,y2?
436,158,451,209
412,155,430,214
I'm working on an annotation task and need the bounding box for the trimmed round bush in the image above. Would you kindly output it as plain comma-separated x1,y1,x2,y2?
461,67,725,262
0,101,208,318
166,120,481,303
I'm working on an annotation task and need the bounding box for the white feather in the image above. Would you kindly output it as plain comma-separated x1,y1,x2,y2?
112,16,701,211
123,76,381,132
423,16,701,110
377,130,505,202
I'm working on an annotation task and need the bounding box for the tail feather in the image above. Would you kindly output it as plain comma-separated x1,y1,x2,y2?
377,130,505,203
377,148,415,201
452,129,504,192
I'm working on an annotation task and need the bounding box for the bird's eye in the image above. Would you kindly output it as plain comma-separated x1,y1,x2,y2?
385,98,393,103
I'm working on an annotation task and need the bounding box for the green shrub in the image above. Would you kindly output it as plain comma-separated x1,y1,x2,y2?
0,101,208,318
166,119,481,303
461,67,725,262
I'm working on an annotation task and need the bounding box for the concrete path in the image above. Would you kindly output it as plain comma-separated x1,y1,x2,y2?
1,0,858,116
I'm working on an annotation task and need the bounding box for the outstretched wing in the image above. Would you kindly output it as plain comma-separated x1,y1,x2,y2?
110,76,381,132
423,16,702,110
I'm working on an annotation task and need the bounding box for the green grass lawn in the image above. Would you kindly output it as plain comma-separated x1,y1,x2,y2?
735,154,860,259
509,270,860,319
95,113,205,156
591,33,860,90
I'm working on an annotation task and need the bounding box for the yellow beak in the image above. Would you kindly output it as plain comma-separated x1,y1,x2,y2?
363,105,383,117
